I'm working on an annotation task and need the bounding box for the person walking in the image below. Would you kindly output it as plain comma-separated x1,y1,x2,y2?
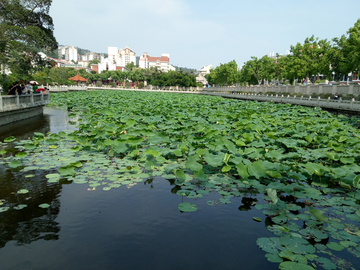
8,82,18,95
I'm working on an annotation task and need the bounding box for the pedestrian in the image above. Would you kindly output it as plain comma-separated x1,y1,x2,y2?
334,93,339,100
8,82,18,95
25,82,32,94
32,82,38,93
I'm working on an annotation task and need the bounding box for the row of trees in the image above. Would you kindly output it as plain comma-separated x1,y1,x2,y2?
207,19,360,86
27,66,199,88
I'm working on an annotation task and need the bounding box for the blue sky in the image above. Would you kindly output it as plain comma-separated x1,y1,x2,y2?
50,0,360,69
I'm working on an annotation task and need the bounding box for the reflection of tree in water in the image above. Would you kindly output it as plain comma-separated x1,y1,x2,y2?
238,197,258,211
0,166,63,248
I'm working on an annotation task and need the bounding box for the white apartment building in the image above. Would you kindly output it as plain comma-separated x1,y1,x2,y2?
58,45,78,62
198,65,212,76
139,53,172,72
95,46,136,73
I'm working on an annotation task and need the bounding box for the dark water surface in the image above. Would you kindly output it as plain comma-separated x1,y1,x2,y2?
0,108,277,270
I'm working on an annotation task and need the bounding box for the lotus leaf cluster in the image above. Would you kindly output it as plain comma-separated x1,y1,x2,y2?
1,90,360,269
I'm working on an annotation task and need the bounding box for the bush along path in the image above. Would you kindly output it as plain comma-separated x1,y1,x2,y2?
1,90,360,270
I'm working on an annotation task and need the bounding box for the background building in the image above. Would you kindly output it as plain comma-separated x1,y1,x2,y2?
139,53,174,72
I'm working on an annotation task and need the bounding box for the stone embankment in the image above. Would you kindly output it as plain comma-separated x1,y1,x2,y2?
0,93,49,126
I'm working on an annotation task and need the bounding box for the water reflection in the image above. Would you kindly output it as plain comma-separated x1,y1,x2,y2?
0,169,63,248
0,107,77,142
0,107,75,248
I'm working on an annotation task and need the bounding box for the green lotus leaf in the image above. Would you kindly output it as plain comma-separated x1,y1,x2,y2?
15,152,28,158
247,161,267,179
178,202,197,212
236,162,249,179
58,165,76,176
193,169,207,181
279,261,314,270
14,204,27,210
304,162,327,176
266,171,282,179
266,188,278,204
309,208,328,223
304,134,313,143
340,157,354,164
315,257,337,270
113,143,128,153
223,139,238,154
222,165,231,172
0,206,10,212
9,160,22,168
34,132,45,137
265,149,285,160
4,136,16,142
242,133,254,143
145,149,161,157
256,237,283,254
265,253,283,263
38,203,50,208
0,150,6,155
175,169,186,182
17,189,29,194
203,153,224,167
185,156,203,172
353,175,360,188
326,242,345,251
148,133,170,144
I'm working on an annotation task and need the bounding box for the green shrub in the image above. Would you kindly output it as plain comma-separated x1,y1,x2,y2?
109,82,116,88
125,81,131,88
95,81,102,87
138,82,144,89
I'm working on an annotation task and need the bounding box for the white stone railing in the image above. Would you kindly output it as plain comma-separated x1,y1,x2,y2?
201,92,360,112
202,82,360,97
0,92,49,112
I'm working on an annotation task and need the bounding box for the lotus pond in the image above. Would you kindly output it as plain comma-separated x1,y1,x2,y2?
1,91,360,270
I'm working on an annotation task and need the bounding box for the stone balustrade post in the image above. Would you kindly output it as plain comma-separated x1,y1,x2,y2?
0,94,3,111
16,94,20,108
332,84,337,95
30,91,34,105
349,84,354,95
41,91,44,103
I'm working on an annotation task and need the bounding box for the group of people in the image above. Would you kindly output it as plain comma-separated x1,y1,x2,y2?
7,81,48,95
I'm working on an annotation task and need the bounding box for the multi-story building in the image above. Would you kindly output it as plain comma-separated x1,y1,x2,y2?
198,65,212,76
58,46,78,62
139,53,174,72
93,46,136,73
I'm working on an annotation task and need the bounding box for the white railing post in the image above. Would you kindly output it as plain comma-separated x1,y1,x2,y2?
16,94,20,108
30,91,34,105
41,91,44,104
0,94,3,111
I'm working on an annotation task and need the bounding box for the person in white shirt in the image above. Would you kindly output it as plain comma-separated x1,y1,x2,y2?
24,82,32,94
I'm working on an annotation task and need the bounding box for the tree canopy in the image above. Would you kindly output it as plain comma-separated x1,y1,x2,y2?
0,0,57,80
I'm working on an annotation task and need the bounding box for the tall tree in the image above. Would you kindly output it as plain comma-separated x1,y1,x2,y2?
290,36,331,82
0,0,57,80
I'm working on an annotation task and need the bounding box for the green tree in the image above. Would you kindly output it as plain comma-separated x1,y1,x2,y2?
214,60,238,85
125,62,136,71
290,36,331,82
0,0,57,79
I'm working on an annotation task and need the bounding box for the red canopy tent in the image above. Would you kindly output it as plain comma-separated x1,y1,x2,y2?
68,73,88,84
